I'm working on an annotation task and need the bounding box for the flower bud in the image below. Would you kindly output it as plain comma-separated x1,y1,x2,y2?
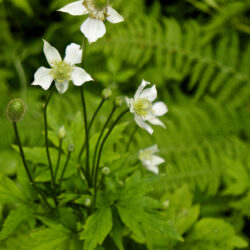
58,126,66,140
83,198,91,207
6,99,26,122
101,166,110,175
162,200,170,210
101,88,112,100
68,144,75,152
114,96,124,107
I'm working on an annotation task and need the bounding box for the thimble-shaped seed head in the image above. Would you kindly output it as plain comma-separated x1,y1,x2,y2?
101,88,112,100
68,144,75,152
101,166,110,175
6,99,26,122
114,96,124,107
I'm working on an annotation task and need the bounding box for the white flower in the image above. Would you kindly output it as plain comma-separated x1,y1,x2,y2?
139,145,165,174
58,0,124,43
31,40,93,94
125,80,168,135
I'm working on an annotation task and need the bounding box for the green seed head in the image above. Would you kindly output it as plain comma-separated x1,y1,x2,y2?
93,0,108,10
114,96,124,107
50,60,73,83
102,88,112,100
133,98,152,117
68,144,75,152
58,126,66,140
6,99,26,122
101,166,110,175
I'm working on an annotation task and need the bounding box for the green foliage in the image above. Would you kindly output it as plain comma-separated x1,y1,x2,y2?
176,218,248,250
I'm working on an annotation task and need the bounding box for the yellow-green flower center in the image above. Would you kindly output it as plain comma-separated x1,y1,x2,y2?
50,60,73,83
83,0,108,20
134,98,152,117
139,149,153,162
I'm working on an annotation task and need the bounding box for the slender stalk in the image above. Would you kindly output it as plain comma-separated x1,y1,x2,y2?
12,122,50,208
80,36,91,185
44,88,56,190
80,87,91,186
126,126,138,151
58,151,71,191
54,139,63,180
78,98,105,162
91,106,116,183
92,109,129,211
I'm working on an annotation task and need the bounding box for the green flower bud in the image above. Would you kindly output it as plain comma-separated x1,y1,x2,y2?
101,166,110,175
114,96,124,107
101,88,112,100
83,198,92,207
162,200,170,210
58,126,66,140
6,99,26,122
68,144,75,152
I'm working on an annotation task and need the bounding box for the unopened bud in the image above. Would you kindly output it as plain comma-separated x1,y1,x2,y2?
114,96,124,107
68,144,75,152
101,167,110,175
162,200,170,210
58,126,66,140
102,88,112,100
83,198,91,207
6,99,26,122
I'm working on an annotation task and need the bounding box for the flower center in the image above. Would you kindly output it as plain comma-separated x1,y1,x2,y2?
133,98,152,117
83,0,108,20
139,150,153,162
50,60,73,83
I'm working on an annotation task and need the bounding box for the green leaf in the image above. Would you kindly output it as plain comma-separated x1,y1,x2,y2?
80,206,113,250
176,218,248,250
23,227,71,250
0,175,27,204
0,205,33,241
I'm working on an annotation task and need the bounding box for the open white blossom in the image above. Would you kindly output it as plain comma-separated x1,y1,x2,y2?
58,0,124,43
125,80,168,135
31,40,93,94
139,145,165,174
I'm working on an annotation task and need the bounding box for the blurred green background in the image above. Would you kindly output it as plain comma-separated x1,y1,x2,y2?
0,0,250,247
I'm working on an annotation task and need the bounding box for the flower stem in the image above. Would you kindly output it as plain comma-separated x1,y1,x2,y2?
12,122,51,209
92,105,116,183
92,109,129,211
58,151,71,191
78,97,105,162
54,139,63,181
44,88,56,192
126,126,138,151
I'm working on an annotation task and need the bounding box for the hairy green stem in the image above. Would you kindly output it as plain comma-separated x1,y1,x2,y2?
13,122,51,208
44,88,56,192
58,151,71,191
92,106,116,183
92,109,129,211
54,139,63,180
78,98,105,162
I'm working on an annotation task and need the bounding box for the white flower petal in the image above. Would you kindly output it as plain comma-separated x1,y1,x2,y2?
31,67,53,90
55,80,69,94
71,66,93,86
147,145,159,154
64,43,82,65
80,18,106,44
148,117,166,128
106,7,124,23
147,165,159,174
153,102,168,117
139,85,157,102
125,97,135,113
43,40,62,66
135,115,153,135
58,1,89,16
134,79,150,100
151,155,165,166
